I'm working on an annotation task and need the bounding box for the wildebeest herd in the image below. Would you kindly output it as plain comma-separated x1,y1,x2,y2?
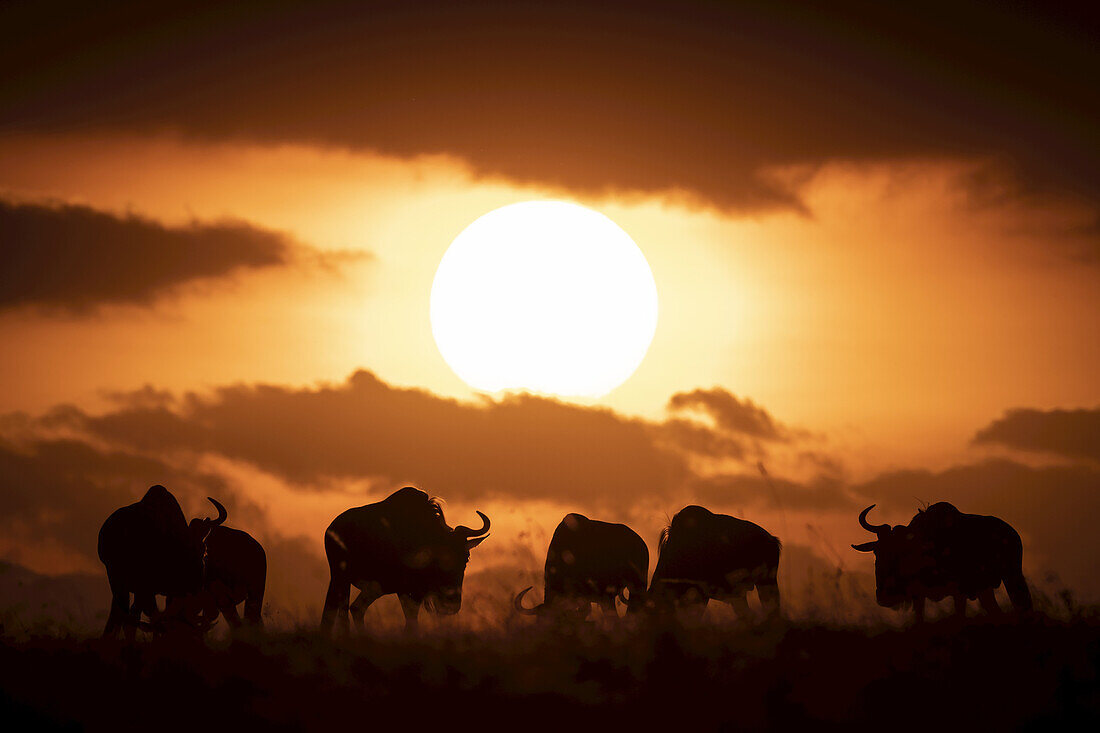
97,485,1033,638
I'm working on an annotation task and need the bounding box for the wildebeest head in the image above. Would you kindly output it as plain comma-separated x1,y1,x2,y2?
851,504,935,607
512,586,592,620
186,497,228,587
186,497,228,546
420,510,491,615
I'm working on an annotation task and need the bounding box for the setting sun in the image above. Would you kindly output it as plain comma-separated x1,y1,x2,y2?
430,201,658,397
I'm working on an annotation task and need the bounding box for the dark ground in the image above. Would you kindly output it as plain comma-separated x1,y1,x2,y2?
1,615,1097,731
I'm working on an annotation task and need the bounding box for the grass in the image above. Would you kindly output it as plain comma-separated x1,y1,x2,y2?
2,558,1096,730
1,612,1097,731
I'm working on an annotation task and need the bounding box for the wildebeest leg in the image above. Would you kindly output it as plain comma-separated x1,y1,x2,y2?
102,603,124,639
398,594,420,632
194,592,220,632
133,593,163,636
978,588,1003,616
219,602,242,628
912,597,925,625
243,594,264,628
321,575,351,634
103,574,130,639
244,571,266,628
349,585,382,632
122,592,145,642
1003,571,1033,614
953,594,968,619
758,580,781,619
727,594,753,622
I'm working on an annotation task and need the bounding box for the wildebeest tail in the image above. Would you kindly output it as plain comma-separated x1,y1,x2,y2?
1003,571,1033,613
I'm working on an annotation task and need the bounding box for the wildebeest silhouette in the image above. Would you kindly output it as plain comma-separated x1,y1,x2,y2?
186,520,267,630
852,502,1032,621
321,487,490,632
513,513,648,620
649,505,781,620
98,485,225,639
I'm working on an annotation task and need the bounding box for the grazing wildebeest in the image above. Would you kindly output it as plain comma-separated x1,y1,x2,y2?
513,513,649,620
851,502,1032,622
187,521,267,630
649,505,781,621
98,486,225,639
321,487,491,632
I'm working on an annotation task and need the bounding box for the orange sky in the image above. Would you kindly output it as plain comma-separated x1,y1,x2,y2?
1,2,1098,616
2,134,1096,462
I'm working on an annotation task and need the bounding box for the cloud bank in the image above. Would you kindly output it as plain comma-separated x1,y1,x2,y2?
6,371,1100,599
973,407,1100,462
2,1,1096,215
668,387,790,442
0,199,292,312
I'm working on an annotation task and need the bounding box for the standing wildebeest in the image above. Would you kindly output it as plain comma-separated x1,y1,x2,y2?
851,502,1032,622
187,520,267,629
513,513,649,620
321,487,491,632
98,485,225,639
649,505,781,620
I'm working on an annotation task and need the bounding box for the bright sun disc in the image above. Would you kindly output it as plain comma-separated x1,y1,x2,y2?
431,201,658,397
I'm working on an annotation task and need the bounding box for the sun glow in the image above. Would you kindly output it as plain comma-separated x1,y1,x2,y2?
430,201,658,397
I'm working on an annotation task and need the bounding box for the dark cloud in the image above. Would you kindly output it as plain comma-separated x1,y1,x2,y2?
972,407,1100,462
48,371,833,514
690,471,854,513
651,418,747,460
668,388,788,442
65,370,690,508
2,1,1096,216
851,459,1100,596
0,199,291,312
0,434,324,620
0,436,235,567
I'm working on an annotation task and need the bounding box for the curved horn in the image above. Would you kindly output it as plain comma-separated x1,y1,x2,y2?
858,504,889,534
207,497,227,526
513,586,539,616
456,510,490,538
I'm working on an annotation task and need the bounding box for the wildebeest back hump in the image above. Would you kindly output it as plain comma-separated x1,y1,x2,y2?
906,507,1021,595
328,487,447,572
545,514,594,580
102,486,189,558
98,485,199,596
712,515,778,572
549,516,646,590
958,514,1023,584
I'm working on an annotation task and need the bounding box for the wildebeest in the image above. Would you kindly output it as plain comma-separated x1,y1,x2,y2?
649,505,781,620
187,521,267,629
321,487,491,632
513,513,648,620
98,485,226,639
851,502,1032,622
